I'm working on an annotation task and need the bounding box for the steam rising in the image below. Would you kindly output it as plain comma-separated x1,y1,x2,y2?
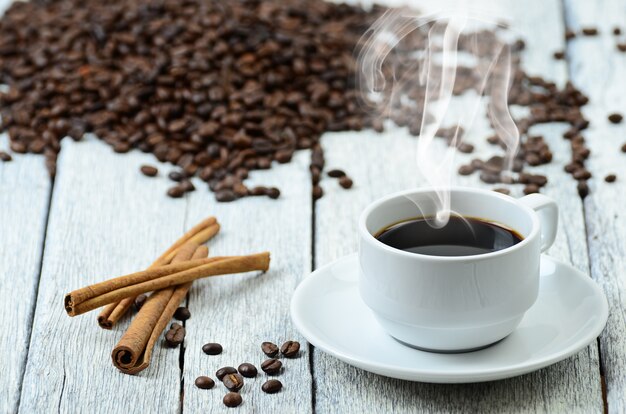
358,9,520,228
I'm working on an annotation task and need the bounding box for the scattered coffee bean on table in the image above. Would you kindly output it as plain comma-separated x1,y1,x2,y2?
608,113,623,124
134,294,147,311
174,307,191,321
261,342,279,358
165,323,185,347
261,359,282,375
553,51,565,60
618,43,626,52
339,176,353,189
577,181,590,198
458,164,474,176
167,186,185,199
280,341,300,358
222,373,244,392
203,343,223,356
492,187,511,195
238,363,258,378
223,392,243,408
614,27,622,35
621,143,626,153
605,174,617,183
0,151,12,162
262,379,283,394
168,171,185,182
582,27,599,36
216,367,238,381
195,376,215,390
140,165,158,177
327,169,346,178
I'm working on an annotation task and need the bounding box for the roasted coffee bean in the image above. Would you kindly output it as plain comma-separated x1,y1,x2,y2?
523,184,540,195
327,169,346,178
261,342,279,357
165,323,185,347
180,180,195,192
168,171,185,182
223,373,244,392
140,165,158,177
262,379,283,394
261,359,282,375
479,171,499,184
605,174,617,183
195,376,215,390
622,143,626,153
565,29,576,40
553,51,565,60
216,366,238,381
313,185,324,200
280,341,300,358
608,113,623,124
223,392,242,408
266,187,281,199
250,186,268,196
577,180,589,198
216,189,237,202
573,169,592,180
0,151,11,162
613,27,622,35
202,343,223,356
458,164,474,175
457,143,474,153
174,307,191,321
238,363,258,378
582,27,598,36
167,186,185,199
492,187,510,195
339,176,353,189
618,43,626,53
134,294,147,311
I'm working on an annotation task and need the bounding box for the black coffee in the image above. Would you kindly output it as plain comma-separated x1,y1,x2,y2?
375,216,523,257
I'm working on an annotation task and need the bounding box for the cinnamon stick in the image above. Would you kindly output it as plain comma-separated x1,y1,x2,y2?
97,217,219,328
111,244,202,374
66,252,270,316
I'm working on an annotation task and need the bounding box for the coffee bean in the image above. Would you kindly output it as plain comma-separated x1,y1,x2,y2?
313,185,324,200
223,373,244,392
280,341,301,358
180,180,195,193
0,151,12,162
614,27,622,35
618,43,626,53
174,307,191,321
605,174,617,183
262,379,283,394
261,359,282,375
216,189,237,202
216,366,237,381
223,392,242,408
339,176,353,189
479,171,499,184
266,187,280,199
327,169,346,178
261,342,279,357
140,165,158,177
168,171,185,182
622,143,626,153
573,169,591,180
608,113,623,124
167,186,185,199
457,142,474,153
582,27,598,36
523,184,540,195
492,187,510,195
195,376,215,390
250,186,268,196
134,294,147,311
238,363,258,378
165,323,185,347
565,30,576,40
553,51,565,60
577,180,589,198
202,343,223,356
458,164,474,175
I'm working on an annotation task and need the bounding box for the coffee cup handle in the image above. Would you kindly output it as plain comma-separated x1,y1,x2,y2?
519,194,558,252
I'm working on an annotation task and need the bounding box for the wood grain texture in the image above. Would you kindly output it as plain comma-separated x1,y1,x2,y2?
562,1,626,412
182,150,312,413
0,134,51,414
313,0,603,412
18,136,188,413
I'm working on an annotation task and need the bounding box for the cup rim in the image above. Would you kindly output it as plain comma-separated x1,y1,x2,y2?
358,186,541,262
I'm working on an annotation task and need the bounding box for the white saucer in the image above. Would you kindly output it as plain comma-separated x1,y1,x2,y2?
291,254,608,383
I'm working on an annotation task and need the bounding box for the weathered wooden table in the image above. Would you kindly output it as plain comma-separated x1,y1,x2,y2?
1,0,624,412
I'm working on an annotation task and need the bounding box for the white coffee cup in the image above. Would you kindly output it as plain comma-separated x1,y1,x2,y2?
358,187,558,352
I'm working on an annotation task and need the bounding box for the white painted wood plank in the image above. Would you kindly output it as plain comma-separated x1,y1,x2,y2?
0,133,51,414
562,1,626,412
314,0,602,412
18,136,189,413
182,151,312,413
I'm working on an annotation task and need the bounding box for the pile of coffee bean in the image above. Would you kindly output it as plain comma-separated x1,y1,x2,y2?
194,340,299,408
0,0,384,201
0,0,600,200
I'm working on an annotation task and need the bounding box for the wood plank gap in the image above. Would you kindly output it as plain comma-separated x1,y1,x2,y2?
310,193,318,414
16,176,55,414
178,200,191,414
